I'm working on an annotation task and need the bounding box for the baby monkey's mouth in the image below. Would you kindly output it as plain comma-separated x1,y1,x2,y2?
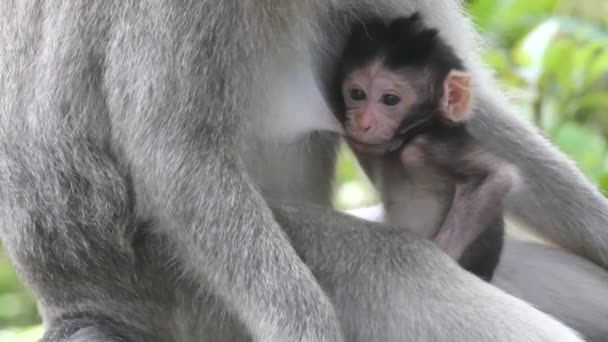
345,137,405,155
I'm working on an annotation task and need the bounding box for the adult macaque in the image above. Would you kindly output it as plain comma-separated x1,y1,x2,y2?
1,1,607,342
334,15,515,281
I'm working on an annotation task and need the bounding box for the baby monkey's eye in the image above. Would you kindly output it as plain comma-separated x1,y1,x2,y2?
382,94,401,106
350,88,366,101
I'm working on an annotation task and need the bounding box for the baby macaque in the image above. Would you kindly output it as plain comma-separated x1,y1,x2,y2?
334,14,517,281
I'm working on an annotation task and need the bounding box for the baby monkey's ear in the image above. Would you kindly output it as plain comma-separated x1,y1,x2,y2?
440,70,472,122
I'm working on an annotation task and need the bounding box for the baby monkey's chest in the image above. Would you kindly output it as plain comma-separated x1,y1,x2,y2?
382,161,456,238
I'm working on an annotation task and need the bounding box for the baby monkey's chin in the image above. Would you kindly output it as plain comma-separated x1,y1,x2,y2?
345,137,404,155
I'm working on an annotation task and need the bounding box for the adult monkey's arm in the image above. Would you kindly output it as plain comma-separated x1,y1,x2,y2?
470,90,608,268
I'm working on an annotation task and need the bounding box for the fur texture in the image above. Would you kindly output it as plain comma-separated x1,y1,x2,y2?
0,1,604,341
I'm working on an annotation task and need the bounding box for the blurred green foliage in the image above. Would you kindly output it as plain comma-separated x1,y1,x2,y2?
1,0,608,340
0,250,39,340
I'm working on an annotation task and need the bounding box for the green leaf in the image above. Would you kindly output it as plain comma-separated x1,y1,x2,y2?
571,41,603,90
599,173,608,196
552,121,606,181
586,51,608,85
576,92,608,111
469,0,561,46
538,38,577,96
0,326,43,342
513,18,561,83
482,49,510,71
467,0,502,30
333,145,378,210
335,143,359,185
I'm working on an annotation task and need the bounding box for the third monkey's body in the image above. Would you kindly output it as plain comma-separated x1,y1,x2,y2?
357,130,508,281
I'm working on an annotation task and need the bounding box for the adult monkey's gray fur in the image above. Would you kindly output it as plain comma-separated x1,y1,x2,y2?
0,1,605,341
347,205,608,341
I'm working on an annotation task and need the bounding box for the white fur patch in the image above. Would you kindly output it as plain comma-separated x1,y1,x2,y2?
252,53,343,142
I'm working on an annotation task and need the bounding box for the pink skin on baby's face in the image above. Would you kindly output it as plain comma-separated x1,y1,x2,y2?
341,61,473,155
341,61,418,150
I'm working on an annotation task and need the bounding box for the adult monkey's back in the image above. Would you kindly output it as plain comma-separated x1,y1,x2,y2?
0,1,601,342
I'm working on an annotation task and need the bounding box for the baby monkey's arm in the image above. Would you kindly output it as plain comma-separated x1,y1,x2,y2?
404,138,516,259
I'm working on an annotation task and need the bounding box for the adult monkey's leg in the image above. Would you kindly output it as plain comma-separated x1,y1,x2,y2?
495,239,608,342
347,205,608,341
270,203,583,342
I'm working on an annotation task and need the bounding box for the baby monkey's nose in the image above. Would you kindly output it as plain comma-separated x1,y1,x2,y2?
357,114,374,132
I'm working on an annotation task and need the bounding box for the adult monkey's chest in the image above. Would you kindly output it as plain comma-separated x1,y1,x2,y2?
240,45,344,205
240,18,351,202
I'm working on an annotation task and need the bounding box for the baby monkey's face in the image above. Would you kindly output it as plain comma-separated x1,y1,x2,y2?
341,61,419,151
341,60,473,154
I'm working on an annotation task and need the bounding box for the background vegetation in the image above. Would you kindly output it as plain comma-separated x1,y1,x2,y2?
1,0,607,340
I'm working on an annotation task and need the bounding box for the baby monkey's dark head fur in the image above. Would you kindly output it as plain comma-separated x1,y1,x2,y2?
336,14,472,152
342,14,465,77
